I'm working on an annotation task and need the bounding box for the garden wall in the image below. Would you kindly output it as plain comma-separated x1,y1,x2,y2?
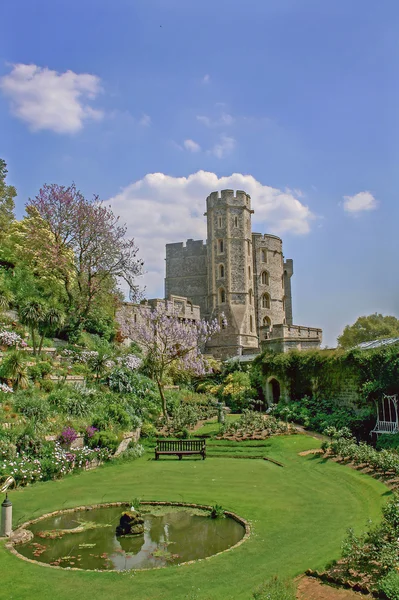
256,343,399,409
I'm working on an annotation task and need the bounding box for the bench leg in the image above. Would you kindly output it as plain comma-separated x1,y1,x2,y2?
155,453,159,460
178,454,183,460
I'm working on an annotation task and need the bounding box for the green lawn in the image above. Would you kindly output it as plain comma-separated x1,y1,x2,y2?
0,435,389,600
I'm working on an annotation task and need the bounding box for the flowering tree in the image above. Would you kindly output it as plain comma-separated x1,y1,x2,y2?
23,183,144,324
118,305,221,417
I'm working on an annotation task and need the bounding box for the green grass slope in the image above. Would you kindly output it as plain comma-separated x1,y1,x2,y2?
0,435,388,600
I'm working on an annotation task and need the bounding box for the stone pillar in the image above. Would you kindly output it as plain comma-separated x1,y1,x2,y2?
1,495,12,537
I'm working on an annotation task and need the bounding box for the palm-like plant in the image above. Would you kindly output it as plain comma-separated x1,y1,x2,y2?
38,306,65,354
1,350,29,390
0,288,13,314
18,300,46,355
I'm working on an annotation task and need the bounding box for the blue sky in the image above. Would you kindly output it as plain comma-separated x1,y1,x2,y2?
1,0,398,346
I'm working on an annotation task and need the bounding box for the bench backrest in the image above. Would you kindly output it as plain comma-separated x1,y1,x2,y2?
156,439,205,452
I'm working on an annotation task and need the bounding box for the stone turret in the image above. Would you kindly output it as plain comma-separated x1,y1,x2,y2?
205,190,259,356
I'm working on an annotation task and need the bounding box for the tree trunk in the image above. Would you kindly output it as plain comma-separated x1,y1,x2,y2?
31,327,37,355
38,333,45,355
157,380,168,419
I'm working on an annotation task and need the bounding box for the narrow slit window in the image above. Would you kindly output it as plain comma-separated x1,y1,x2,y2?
262,293,270,309
261,271,269,285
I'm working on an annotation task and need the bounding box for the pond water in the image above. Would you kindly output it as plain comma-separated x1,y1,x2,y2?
16,505,245,570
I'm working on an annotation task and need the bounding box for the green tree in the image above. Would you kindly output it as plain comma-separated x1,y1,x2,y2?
38,306,65,354
0,159,16,239
337,314,399,349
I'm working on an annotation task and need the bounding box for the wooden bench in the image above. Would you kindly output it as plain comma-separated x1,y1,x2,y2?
155,439,206,460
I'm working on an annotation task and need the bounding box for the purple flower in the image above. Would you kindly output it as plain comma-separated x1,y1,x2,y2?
59,426,78,444
86,426,98,439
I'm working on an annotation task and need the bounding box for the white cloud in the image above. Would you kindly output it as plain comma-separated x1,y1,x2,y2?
184,139,201,152
343,191,378,214
209,135,236,158
108,171,315,297
139,113,151,127
202,74,210,84
197,112,234,127
0,63,103,133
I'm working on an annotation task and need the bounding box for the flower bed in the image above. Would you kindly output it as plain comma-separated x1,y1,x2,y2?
0,441,112,486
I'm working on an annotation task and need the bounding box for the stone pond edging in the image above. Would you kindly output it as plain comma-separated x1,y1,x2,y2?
6,501,251,572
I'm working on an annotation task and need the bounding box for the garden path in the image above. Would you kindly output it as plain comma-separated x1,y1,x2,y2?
296,577,368,599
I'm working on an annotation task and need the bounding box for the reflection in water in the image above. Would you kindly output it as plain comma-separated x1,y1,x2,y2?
17,506,245,571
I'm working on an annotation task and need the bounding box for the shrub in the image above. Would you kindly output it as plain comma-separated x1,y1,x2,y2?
88,430,119,452
40,379,54,393
13,392,50,421
140,422,157,439
48,385,96,417
252,576,296,600
380,570,399,600
376,433,399,451
107,403,132,429
116,443,145,462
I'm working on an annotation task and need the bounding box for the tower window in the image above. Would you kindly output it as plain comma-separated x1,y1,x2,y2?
282,275,284,288
219,288,226,303
261,249,267,262
218,216,222,228
262,293,270,309
219,264,225,278
250,315,253,332
218,239,224,254
261,271,269,285
234,216,238,227
263,316,271,328
247,240,250,254
282,296,286,312
248,266,251,279
249,289,253,305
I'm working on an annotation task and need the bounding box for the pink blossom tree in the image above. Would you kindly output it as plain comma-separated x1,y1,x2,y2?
24,183,144,323
118,304,222,417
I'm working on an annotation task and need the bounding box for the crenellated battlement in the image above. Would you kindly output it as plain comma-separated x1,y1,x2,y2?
206,189,251,209
166,239,207,258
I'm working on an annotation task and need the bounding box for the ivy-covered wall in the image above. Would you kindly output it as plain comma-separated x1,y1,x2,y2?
254,343,399,408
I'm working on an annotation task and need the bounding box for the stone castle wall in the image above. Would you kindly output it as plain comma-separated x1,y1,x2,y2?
163,189,320,358
165,239,208,317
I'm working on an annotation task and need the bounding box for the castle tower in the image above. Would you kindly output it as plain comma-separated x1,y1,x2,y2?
252,233,291,343
204,189,259,356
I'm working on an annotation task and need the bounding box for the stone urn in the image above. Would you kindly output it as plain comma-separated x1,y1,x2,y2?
115,510,144,536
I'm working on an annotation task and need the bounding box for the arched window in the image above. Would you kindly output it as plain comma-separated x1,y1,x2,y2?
262,293,270,309
262,316,271,328
261,249,267,262
250,315,253,332
218,216,222,228
218,239,224,254
249,289,253,305
219,288,226,303
219,264,225,278
261,271,269,285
